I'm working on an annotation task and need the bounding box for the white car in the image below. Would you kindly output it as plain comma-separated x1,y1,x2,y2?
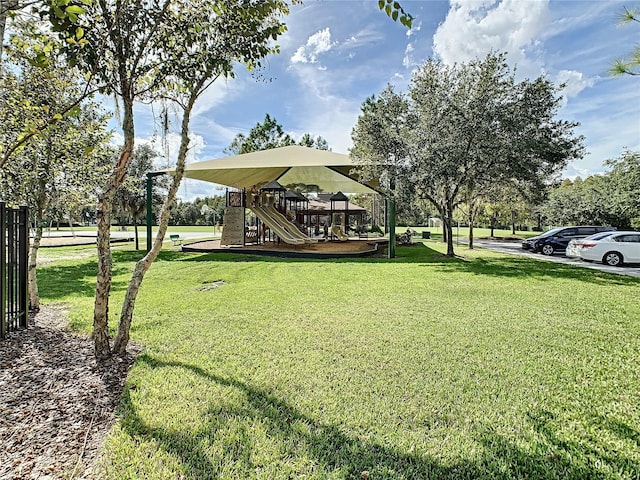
565,231,617,258
579,231,640,266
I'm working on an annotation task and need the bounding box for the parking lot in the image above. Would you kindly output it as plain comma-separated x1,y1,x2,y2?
473,239,640,278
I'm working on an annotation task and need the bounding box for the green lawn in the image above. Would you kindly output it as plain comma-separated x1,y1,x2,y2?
37,241,640,479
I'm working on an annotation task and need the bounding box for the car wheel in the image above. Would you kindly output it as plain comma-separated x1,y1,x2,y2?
603,251,622,266
541,244,554,256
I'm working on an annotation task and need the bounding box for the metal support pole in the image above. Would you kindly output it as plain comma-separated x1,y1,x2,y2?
146,173,153,252
387,197,396,259
0,202,5,339
145,172,166,252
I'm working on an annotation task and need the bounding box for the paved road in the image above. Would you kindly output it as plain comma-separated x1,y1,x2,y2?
473,239,640,279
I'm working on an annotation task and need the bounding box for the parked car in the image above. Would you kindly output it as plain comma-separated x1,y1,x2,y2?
521,226,616,255
579,231,640,266
565,231,618,258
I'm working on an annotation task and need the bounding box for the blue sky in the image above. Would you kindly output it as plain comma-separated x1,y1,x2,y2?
127,0,640,200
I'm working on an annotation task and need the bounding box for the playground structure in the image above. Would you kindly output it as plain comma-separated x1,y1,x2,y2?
221,184,358,247
155,145,399,257
329,213,348,241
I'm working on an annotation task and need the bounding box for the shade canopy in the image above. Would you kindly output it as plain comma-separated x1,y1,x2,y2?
170,145,379,194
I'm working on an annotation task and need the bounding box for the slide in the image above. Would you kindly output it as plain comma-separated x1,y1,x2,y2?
331,225,349,241
263,206,317,244
250,207,305,246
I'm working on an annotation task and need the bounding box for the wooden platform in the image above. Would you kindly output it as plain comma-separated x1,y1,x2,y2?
182,238,387,259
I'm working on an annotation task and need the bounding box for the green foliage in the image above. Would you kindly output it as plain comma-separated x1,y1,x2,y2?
36,243,640,478
542,150,640,228
610,5,640,76
169,196,226,226
0,17,98,166
225,113,329,155
0,41,111,218
377,0,413,28
225,113,295,155
352,53,584,255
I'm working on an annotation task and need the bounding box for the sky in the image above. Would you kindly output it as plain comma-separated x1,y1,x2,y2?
125,0,640,200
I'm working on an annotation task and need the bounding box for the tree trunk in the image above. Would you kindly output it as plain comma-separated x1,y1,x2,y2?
28,189,47,311
113,95,195,355
93,99,135,359
441,211,448,245
490,215,496,237
28,224,42,311
468,209,474,250
134,220,139,250
444,203,455,257
511,210,516,235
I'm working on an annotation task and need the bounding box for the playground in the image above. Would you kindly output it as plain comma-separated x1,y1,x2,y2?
162,145,395,258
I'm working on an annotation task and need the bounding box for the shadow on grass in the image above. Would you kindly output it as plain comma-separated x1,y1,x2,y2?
38,243,637,303
113,354,635,479
38,256,138,300
166,243,639,286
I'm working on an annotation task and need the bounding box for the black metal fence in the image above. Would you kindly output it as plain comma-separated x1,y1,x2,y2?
0,202,29,339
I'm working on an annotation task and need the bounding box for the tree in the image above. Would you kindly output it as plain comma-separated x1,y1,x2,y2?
298,132,329,150
225,113,330,155
352,53,584,256
610,5,640,76
111,0,291,356
225,113,295,155
0,51,110,310
0,9,98,168
604,150,640,226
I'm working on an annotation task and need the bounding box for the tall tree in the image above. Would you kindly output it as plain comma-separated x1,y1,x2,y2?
298,132,329,150
604,150,640,226
225,113,295,155
0,7,97,168
352,53,584,256
225,113,330,154
0,52,110,310
111,0,290,356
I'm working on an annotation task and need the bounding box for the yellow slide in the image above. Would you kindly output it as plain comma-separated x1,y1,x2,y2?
263,206,317,244
250,207,305,245
331,225,348,241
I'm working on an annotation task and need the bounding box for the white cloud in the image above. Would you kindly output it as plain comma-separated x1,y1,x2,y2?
290,27,335,64
433,0,550,70
341,26,385,50
555,69,596,99
144,132,206,168
403,43,415,68
406,20,422,37
192,77,240,118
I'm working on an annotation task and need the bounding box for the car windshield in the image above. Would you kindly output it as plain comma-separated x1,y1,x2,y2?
538,227,564,238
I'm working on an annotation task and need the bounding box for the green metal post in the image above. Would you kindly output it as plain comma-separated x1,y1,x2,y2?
387,197,396,259
146,173,153,252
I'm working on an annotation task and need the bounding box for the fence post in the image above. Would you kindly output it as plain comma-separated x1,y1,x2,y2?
0,201,5,339
19,205,29,327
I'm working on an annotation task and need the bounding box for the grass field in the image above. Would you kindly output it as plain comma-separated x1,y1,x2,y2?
37,241,640,479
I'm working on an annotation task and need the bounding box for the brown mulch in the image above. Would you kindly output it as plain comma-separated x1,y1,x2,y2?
187,238,382,254
0,305,140,480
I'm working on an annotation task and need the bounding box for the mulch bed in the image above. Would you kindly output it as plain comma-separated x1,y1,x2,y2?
0,305,140,479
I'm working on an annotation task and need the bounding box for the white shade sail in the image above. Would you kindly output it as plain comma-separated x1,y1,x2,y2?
166,145,380,194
